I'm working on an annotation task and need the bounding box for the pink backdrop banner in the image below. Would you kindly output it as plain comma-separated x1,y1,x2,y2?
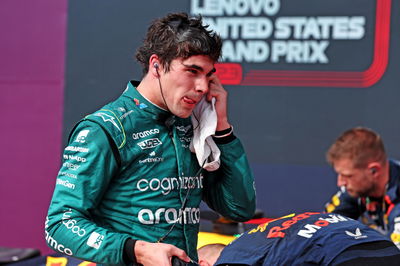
0,0,67,254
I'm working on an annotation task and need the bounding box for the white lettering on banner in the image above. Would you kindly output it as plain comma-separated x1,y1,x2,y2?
132,129,160,140
63,154,87,162
87,232,104,249
62,209,86,237
45,231,73,256
297,214,348,238
56,178,76,190
190,0,366,64
204,17,273,39
137,175,204,195
271,40,328,63
223,40,270,62
138,208,200,225
191,0,280,16
274,16,365,39
65,146,89,153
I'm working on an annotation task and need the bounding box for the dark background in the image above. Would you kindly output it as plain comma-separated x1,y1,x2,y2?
64,0,400,217
1,0,399,254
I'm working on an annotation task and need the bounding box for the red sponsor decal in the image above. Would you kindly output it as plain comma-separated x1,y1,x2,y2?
267,212,319,238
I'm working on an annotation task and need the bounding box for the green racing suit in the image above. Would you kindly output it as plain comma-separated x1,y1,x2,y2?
45,81,256,265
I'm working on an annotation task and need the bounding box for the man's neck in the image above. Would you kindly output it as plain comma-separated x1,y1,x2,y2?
136,76,167,111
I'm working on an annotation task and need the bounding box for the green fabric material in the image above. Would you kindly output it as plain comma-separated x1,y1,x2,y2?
46,81,256,265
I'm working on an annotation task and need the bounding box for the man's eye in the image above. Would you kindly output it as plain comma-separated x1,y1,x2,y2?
188,69,197,74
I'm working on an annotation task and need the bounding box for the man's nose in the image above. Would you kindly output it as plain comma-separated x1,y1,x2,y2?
337,175,346,187
195,78,209,94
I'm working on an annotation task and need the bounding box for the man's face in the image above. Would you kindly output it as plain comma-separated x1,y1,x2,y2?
333,158,376,198
160,55,215,118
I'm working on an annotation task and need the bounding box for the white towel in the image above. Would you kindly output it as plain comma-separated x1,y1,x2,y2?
190,97,221,171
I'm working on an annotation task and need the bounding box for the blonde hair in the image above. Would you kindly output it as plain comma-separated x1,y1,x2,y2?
326,127,386,168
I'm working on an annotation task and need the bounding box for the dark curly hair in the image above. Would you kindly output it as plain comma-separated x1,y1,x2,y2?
135,12,222,75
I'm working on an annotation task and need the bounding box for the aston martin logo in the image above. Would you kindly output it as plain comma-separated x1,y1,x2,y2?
94,112,121,132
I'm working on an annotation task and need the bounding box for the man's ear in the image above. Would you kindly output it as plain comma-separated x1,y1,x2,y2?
149,54,161,77
367,162,381,177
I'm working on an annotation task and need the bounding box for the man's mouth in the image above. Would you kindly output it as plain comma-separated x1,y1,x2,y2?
183,96,197,105
346,189,357,196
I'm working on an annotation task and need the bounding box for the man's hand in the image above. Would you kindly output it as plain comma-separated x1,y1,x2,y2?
207,75,231,131
134,240,191,266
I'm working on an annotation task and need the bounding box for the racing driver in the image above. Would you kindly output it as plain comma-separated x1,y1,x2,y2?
45,12,256,265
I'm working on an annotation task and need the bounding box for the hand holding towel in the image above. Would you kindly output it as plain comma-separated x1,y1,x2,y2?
190,97,221,171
